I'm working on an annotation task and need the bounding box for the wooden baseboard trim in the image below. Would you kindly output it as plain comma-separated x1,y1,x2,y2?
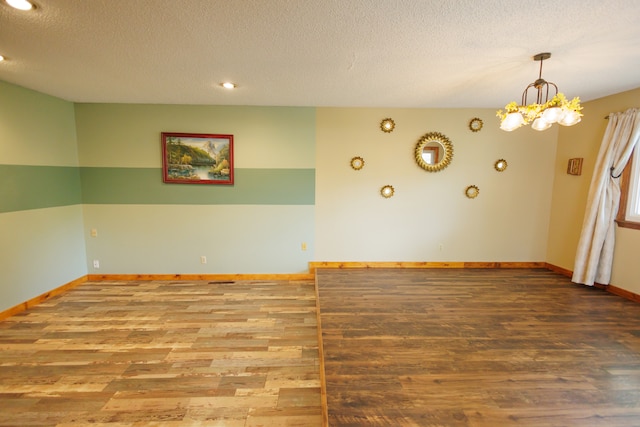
606,284,640,303
544,262,640,303
544,262,573,278
0,275,89,321
86,273,314,281
309,261,545,274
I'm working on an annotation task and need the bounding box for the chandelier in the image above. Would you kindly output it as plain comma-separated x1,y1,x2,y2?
497,53,582,132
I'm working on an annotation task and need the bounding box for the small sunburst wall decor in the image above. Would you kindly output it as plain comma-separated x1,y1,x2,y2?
380,118,395,133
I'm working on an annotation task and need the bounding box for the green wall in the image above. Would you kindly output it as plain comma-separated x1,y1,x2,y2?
79,167,313,205
1,83,317,312
0,81,87,312
0,165,82,213
75,103,316,275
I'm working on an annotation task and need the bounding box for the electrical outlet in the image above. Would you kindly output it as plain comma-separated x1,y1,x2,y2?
439,243,444,251
301,242,307,251
93,260,100,268
90,228,98,237
200,256,207,264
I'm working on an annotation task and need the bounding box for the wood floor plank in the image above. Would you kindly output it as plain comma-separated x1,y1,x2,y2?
316,268,640,427
0,279,321,426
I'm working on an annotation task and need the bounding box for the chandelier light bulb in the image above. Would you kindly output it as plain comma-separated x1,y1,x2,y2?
541,106,564,124
558,110,582,126
531,117,551,131
500,112,525,131
6,0,34,10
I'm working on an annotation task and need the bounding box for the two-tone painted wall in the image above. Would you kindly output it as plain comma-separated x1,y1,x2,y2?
0,81,87,310
2,77,640,314
78,104,557,275
75,104,316,275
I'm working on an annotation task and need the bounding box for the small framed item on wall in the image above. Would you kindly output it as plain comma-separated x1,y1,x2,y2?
162,132,234,185
567,157,583,176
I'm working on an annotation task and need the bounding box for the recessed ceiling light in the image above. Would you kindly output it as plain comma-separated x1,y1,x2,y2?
221,82,236,89
6,0,34,10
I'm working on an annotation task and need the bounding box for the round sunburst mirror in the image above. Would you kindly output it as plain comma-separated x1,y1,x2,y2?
380,118,395,133
494,159,508,172
469,117,483,132
465,185,479,199
415,132,454,172
350,156,365,170
381,185,395,198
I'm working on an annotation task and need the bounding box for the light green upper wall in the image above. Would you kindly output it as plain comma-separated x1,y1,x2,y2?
74,103,316,168
0,80,78,166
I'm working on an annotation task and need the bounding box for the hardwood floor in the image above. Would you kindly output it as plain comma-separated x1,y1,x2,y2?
0,280,322,426
316,268,640,427
3,269,640,426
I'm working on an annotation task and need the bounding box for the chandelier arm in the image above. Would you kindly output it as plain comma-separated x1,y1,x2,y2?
537,85,544,105
521,83,536,106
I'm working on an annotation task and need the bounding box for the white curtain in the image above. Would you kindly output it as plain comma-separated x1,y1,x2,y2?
572,108,640,286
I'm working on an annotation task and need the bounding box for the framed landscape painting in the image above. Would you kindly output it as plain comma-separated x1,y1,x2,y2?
161,132,234,185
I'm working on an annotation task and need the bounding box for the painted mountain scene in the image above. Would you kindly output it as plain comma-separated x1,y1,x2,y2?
162,133,234,185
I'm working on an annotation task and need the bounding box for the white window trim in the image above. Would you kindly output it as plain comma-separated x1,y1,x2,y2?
625,145,640,222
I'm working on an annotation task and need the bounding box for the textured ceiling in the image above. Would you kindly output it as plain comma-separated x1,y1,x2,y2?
1,0,640,108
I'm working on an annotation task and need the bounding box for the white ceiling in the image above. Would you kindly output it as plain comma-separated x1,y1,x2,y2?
1,0,640,108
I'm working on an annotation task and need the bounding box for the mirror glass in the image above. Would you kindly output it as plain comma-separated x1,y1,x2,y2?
415,132,453,172
421,141,445,165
